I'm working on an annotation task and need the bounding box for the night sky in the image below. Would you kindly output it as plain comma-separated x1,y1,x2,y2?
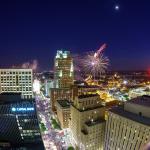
0,0,150,71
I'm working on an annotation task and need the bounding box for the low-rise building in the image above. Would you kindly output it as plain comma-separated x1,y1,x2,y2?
56,100,71,129
50,88,72,112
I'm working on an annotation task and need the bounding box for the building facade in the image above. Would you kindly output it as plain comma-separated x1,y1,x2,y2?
104,95,150,150
51,88,72,111
0,93,44,149
0,69,33,99
71,85,100,101
70,94,105,150
51,50,74,112
54,50,74,88
56,100,71,129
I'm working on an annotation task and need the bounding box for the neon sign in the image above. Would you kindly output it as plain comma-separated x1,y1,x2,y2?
11,107,34,112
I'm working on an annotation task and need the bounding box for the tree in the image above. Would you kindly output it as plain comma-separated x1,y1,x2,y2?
40,122,47,132
51,118,61,129
67,146,75,150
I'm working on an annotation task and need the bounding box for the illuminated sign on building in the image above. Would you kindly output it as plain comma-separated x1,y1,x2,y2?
11,107,34,112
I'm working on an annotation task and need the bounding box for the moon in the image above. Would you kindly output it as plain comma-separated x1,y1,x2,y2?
115,5,120,11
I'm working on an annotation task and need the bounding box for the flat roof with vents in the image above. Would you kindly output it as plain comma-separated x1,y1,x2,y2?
78,94,99,99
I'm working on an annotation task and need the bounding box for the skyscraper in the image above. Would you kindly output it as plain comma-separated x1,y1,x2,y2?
0,93,44,149
0,69,33,99
51,50,74,111
70,94,105,150
54,50,74,88
104,95,150,150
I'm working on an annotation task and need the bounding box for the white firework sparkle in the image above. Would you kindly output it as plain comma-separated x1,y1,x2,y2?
82,51,109,77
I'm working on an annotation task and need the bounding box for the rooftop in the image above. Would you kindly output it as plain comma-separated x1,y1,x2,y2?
78,93,99,99
57,100,71,108
77,85,100,88
110,106,150,126
0,93,34,104
128,95,150,107
81,129,88,135
56,50,71,59
0,93,21,96
85,119,105,127
51,87,70,90
74,80,87,85
0,68,32,71
71,104,103,112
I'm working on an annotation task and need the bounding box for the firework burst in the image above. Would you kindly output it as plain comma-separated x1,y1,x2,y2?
82,51,109,78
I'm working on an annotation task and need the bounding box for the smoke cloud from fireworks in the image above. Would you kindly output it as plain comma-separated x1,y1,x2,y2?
73,54,84,80
12,59,38,71
22,60,38,70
